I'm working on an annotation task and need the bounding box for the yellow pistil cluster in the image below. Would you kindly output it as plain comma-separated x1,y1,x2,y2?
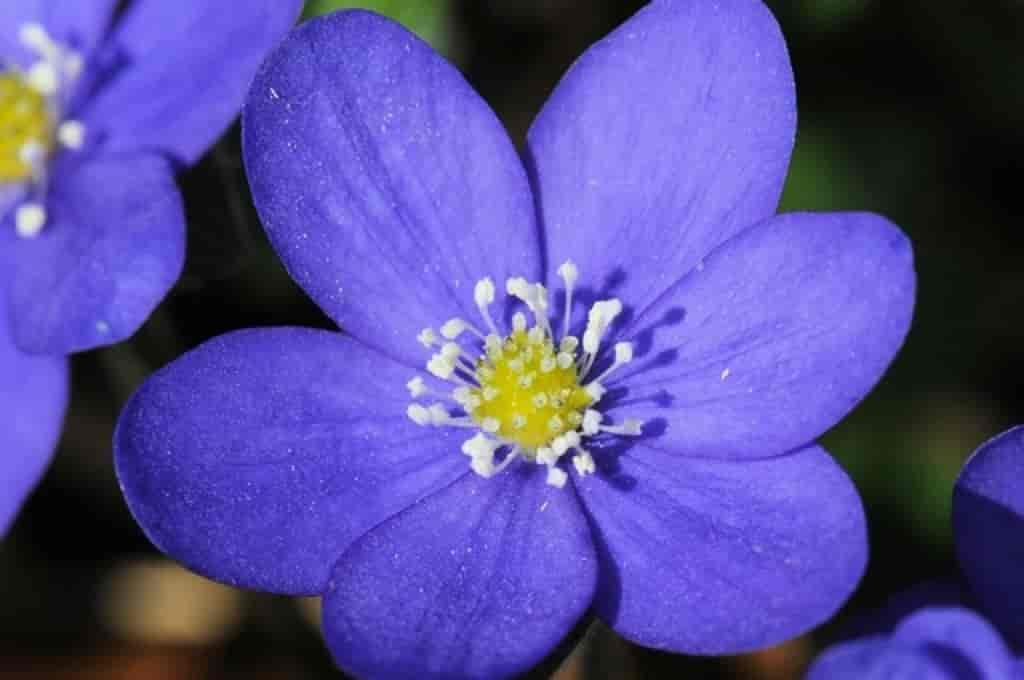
469,328,592,452
0,72,51,182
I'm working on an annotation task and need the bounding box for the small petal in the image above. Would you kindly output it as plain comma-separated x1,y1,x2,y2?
527,0,795,310
609,211,914,460
953,426,1024,647
78,0,304,164
115,329,467,595
243,10,540,366
322,469,596,680
576,444,865,654
9,153,183,354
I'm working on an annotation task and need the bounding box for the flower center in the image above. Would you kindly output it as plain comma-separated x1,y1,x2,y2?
407,262,643,488
0,71,51,183
3,23,87,238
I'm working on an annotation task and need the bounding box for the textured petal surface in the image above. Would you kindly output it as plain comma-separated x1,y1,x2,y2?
8,152,183,354
953,426,1024,647
322,469,596,680
243,10,540,367
606,211,914,460
115,328,468,595
576,443,865,654
0,0,117,66
0,242,67,534
527,0,795,306
79,0,303,164
808,608,1015,680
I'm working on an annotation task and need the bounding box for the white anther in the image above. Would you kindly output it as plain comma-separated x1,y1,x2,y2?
563,431,581,448
471,455,496,478
452,386,472,404
483,386,499,401
532,393,548,409
512,312,527,332
582,298,623,355
551,436,570,456
584,382,607,401
441,318,467,339
614,342,634,364
556,352,573,369
602,419,644,436
418,328,438,348
540,356,556,373
475,277,495,306
440,342,462,360
517,373,535,388
57,120,85,149
568,411,583,426
546,466,568,488
26,61,59,96
426,354,454,379
512,414,527,429
462,432,499,459
62,52,83,80
527,326,544,344
407,404,431,426
15,203,46,238
18,23,51,51
582,409,603,435
557,260,578,286
406,376,427,398
18,141,44,167
506,276,530,300
560,336,579,353
548,415,564,433
573,450,596,476
507,357,524,373
536,446,558,466
428,403,451,425
482,417,500,433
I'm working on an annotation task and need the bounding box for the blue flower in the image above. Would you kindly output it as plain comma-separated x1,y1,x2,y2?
807,427,1024,679
1,0,303,355
115,3,916,679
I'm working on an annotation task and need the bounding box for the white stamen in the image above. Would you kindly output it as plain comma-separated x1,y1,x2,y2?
557,260,578,339
63,52,83,80
462,432,500,459
556,352,574,369
481,417,500,433
57,120,85,149
546,466,568,488
418,328,438,348
15,203,46,238
573,450,596,476
18,23,51,52
407,404,431,426
18,141,45,167
474,277,500,335
560,336,579,353
426,354,454,380
582,409,603,436
601,419,644,436
428,403,451,425
540,356,556,373
512,312,527,333
584,382,607,402
406,377,427,398
593,341,634,383
512,414,527,429
26,61,59,96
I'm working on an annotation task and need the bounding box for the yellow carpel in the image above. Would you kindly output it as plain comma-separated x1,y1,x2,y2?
470,329,592,451
0,71,51,182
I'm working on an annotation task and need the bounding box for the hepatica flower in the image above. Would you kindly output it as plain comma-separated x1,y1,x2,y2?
116,3,916,678
807,427,1024,679
1,0,301,355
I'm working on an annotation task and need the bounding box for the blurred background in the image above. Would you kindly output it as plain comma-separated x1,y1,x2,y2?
3,0,1023,677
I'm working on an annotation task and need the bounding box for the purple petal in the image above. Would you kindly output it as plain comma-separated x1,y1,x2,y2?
9,152,183,354
243,10,540,367
576,443,865,654
0,0,117,66
807,639,955,680
607,211,914,460
953,426,1024,647
322,469,596,680
115,328,467,595
526,0,795,306
0,247,67,534
78,0,303,164
810,607,1015,680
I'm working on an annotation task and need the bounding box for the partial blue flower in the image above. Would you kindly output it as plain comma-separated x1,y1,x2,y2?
116,4,916,679
807,607,1020,680
807,427,1024,678
1,0,303,354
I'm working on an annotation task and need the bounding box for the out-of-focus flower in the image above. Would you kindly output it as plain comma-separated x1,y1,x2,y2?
807,427,1024,679
1,0,303,354
116,3,915,678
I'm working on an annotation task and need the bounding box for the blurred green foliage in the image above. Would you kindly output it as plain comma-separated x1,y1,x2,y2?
303,0,451,54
